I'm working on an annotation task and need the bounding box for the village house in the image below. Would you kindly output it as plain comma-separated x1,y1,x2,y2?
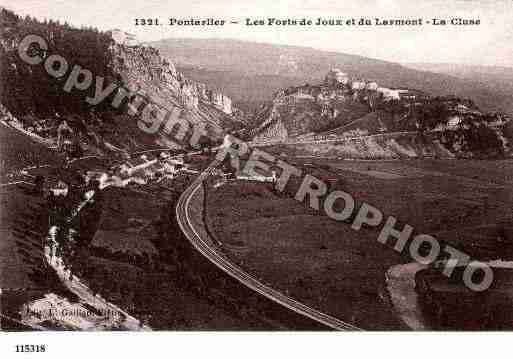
434,115,465,131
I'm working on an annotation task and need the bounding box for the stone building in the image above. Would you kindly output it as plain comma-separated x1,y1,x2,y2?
324,68,350,86
110,29,138,46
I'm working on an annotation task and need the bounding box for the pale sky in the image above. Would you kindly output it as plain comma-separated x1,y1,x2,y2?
2,0,513,67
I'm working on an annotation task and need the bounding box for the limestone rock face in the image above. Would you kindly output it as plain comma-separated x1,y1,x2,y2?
108,34,233,116
105,38,241,149
211,92,232,114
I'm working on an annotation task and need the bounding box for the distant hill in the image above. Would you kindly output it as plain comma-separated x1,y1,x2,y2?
404,63,513,114
151,38,513,114
176,65,305,112
403,63,513,84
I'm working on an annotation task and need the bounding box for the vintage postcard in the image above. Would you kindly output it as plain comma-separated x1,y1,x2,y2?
1,0,513,356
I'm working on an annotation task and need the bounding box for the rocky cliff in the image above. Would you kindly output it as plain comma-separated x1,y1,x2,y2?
110,36,234,116
107,42,238,149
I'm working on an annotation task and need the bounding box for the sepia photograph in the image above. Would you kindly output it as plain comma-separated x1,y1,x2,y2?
1,0,513,356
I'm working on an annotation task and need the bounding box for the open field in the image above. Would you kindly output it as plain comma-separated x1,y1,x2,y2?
205,158,513,329
205,180,405,329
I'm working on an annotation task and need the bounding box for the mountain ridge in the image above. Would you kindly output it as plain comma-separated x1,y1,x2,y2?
152,38,513,114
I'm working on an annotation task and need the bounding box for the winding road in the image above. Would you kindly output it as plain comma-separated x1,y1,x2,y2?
176,157,362,331
250,130,420,147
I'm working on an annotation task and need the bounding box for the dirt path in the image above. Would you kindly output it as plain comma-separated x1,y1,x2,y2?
386,263,429,330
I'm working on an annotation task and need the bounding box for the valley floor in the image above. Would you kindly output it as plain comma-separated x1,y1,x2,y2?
204,157,513,329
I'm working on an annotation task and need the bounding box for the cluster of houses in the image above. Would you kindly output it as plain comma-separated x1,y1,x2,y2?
91,152,197,189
